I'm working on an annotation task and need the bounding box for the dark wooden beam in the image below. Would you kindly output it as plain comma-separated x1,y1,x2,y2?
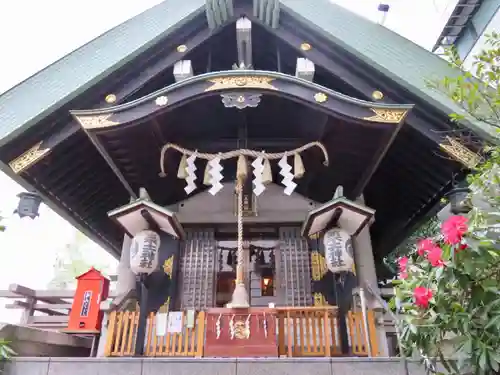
255,13,451,146
351,122,405,198
16,15,219,173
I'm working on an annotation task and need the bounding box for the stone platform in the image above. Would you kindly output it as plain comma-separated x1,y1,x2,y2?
4,357,430,375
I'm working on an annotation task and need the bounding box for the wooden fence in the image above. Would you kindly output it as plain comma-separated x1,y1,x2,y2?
105,307,379,357
104,310,205,357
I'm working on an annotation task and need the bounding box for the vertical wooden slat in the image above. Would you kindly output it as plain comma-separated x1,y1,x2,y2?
112,312,124,355
286,311,293,357
125,312,137,355
278,311,286,356
367,310,380,356
323,310,331,357
195,311,205,357
311,311,318,354
119,312,130,356
145,312,154,356
304,310,311,354
104,311,116,357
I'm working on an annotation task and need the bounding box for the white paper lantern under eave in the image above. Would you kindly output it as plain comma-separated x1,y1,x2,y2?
130,230,161,275
323,228,354,274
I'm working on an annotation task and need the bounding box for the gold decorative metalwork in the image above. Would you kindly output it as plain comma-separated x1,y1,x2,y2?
105,94,117,103
314,92,327,103
372,90,384,100
9,142,51,174
76,114,119,129
363,108,408,124
233,320,250,339
313,293,330,307
311,251,328,281
309,233,320,240
155,96,168,106
177,44,187,53
300,42,312,51
205,76,277,92
439,136,481,169
163,255,174,278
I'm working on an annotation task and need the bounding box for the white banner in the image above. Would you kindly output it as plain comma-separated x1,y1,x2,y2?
155,313,168,336
167,311,183,333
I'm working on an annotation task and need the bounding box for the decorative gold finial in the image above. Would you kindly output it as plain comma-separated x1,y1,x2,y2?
314,92,328,103
105,94,117,104
300,43,312,51
177,44,187,53
372,90,384,100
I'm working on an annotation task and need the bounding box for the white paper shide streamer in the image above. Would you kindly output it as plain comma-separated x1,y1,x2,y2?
184,154,197,194
278,154,297,195
323,228,354,274
208,156,223,195
252,155,265,196
130,230,161,275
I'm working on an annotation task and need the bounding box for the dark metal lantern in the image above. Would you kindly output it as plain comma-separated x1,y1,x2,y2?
14,192,42,219
447,186,472,214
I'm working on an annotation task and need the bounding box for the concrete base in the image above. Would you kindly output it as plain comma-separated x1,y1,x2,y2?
0,324,91,358
3,357,433,375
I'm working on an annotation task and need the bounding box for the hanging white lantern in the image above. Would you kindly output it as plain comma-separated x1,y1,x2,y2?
130,230,161,275
323,228,354,273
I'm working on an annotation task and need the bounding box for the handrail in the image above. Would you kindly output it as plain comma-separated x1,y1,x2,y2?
361,281,409,375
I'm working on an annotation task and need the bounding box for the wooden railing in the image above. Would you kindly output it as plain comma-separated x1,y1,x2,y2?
105,307,380,357
104,310,205,357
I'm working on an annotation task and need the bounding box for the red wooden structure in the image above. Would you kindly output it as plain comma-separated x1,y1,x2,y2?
66,268,110,333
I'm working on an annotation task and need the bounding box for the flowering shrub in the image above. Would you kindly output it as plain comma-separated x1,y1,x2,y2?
392,175,500,375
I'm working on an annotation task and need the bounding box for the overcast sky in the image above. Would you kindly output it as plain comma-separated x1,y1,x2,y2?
0,0,458,323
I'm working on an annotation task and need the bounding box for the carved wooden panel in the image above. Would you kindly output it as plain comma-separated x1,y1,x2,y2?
279,227,312,306
180,229,216,309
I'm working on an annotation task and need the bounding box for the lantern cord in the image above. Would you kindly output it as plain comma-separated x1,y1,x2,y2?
159,141,329,177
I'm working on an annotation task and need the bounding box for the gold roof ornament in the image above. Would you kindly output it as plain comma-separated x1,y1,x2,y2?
363,108,408,124
314,92,328,103
371,90,384,100
439,136,481,169
9,142,51,174
205,76,277,91
105,94,117,104
300,42,312,51
76,114,120,129
176,44,187,53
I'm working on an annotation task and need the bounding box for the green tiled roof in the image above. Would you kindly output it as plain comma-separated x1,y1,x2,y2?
0,0,496,145
282,0,497,141
0,0,205,145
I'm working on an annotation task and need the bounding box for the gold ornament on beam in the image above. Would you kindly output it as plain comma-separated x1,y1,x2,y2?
363,108,408,124
75,114,120,129
439,136,481,169
205,76,278,92
9,141,51,174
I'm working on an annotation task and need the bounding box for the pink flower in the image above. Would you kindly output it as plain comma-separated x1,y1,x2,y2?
399,271,408,280
426,246,445,267
398,256,409,272
417,238,435,256
413,287,433,308
441,216,468,245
